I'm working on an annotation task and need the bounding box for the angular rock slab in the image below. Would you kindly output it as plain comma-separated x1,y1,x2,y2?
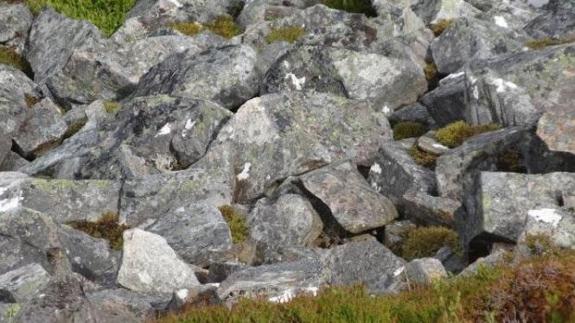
301,162,398,234
117,229,200,294
405,258,447,285
518,208,575,249
0,3,33,53
0,263,50,303
0,65,38,138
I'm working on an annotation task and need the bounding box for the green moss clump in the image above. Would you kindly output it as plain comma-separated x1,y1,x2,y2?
26,0,136,37
218,205,249,244
429,19,454,37
103,101,121,114
169,22,203,36
204,16,242,39
424,62,438,81
525,36,575,50
322,0,377,16
393,121,427,140
401,226,461,261
409,145,439,169
0,46,33,75
434,121,500,148
67,212,129,250
525,234,559,256
265,26,306,44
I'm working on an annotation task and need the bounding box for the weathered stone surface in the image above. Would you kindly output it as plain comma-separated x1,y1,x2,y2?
133,45,260,110
402,190,462,227
146,203,233,267
407,0,480,24
0,4,32,53
168,284,220,310
0,264,49,304
117,229,200,294
0,65,38,139
86,288,170,321
463,172,575,245
384,220,416,252
421,72,466,126
389,103,435,127
518,208,575,249
405,258,448,285
247,194,323,261
301,162,398,234
524,2,575,39
416,135,450,156
0,235,46,276
0,152,29,172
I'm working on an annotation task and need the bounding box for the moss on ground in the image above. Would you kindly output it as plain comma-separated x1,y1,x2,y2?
170,16,242,39
218,205,249,244
434,121,500,148
401,226,461,261
103,101,121,114
409,145,439,169
393,122,427,140
429,19,454,37
67,212,129,250
321,0,377,16
265,26,306,44
0,46,33,76
25,0,136,36
169,21,203,37
525,36,575,50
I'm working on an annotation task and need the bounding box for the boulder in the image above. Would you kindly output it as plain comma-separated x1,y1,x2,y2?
117,229,201,294
86,288,171,321
0,235,47,276
301,162,398,234
524,2,575,39
405,258,448,285
0,3,33,53
518,208,575,250
389,103,435,127
0,264,50,304
420,72,466,127
384,220,416,253
0,65,39,139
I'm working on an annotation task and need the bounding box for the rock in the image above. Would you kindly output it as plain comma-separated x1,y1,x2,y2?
86,288,171,321
402,190,463,227
420,72,466,127
463,172,575,245
518,208,575,250
0,4,33,54
0,152,29,172
405,258,448,285
146,203,233,267
524,2,575,39
408,0,480,24
0,172,121,223
434,246,466,273
168,284,220,310
431,17,526,74
416,135,450,155
247,194,323,261
384,220,416,252
301,161,398,234
459,248,507,277
12,98,67,158
25,8,101,84
237,0,304,28
389,103,435,127
0,264,49,304
117,229,200,294
133,45,260,110
0,235,47,276
0,65,39,139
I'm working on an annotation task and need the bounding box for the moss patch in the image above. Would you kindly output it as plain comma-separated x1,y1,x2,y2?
401,226,461,261
434,121,500,148
429,19,454,37
525,36,575,50
0,46,33,76
265,26,306,44
393,121,427,140
26,0,136,37
321,0,377,16
169,16,241,39
67,212,129,250
409,145,439,169
169,21,203,37
218,205,249,244
103,101,121,114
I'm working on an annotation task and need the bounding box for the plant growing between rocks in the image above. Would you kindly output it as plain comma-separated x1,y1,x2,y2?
0,46,33,76
434,121,500,148
429,19,454,37
409,145,439,169
392,121,427,140
265,26,306,44
67,212,129,250
218,205,249,244
169,16,242,39
401,226,461,261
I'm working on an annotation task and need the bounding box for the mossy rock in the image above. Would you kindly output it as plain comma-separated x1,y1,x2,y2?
0,46,33,76
169,16,242,39
401,226,461,261
67,212,129,250
435,121,500,148
169,21,203,36
321,0,377,16
409,145,439,169
265,26,306,44
429,19,454,37
393,122,427,140
103,101,121,114
525,36,575,50
218,205,249,244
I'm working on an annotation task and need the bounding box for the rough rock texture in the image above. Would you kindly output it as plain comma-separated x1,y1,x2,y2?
0,4,32,53
518,208,575,250
117,229,201,294
405,258,448,285
420,72,466,126
0,264,50,303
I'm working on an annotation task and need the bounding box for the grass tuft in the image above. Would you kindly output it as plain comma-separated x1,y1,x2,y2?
408,145,439,169
0,46,33,76
429,19,454,37
169,21,203,37
265,26,306,44
218,205,249,244
401,226,461,261
67,212,129,250
392,121,427,140
25,0,136,37
434,121,500,148
103,101,121,114
321,0,377,16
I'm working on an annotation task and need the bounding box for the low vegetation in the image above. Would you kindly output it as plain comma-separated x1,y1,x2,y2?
401,226,461,261
434,121,500,148
321,0,377,16
496,149,526,173
265,26,306,44
409,145,439,169
393,121,427,140
429,19,454,37
103,101,121,114
0,46,33,76
67,212,129,250
25,0,136,36
525,36,575,50
158,248,575,323
170,16,242,39
218,205,249,244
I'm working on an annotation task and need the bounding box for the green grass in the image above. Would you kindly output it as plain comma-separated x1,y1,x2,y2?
25,0,136,36
321,0,377,16
218,205,249,244
434,121,500,148
409,145,439,169
157,248,575,323
0,46,33,76
265,26,306,44
67,212,129,250
393,122,427,140
400,226,461,261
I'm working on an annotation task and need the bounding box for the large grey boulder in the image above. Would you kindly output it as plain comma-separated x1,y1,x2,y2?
518,208,575,250
133,45,260,110
404,258,448,285
524,2,575,39
0,235,46,276
420,72,466,126
117,229,201,294
402,0,480,24
86,288,170,322
146,203,233,267
462,172,575,245
301,162,397,234
0,65,39,139
0,4,33,53
0,264,50,304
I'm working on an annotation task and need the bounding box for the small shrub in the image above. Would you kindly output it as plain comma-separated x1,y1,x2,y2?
408,145,439,169
429,19,454,37
525,36,575,50
524,234,560,256
0,46,32,75
204,16,242,39
423,62,438,82
322,0,377,16
218,205,249,244
169,22,203,36
67,212,129,250
434,121,500,148
26,0,136,36
103,101,121,114
401,226,461,261
393,121,427,140
265,26,306,44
